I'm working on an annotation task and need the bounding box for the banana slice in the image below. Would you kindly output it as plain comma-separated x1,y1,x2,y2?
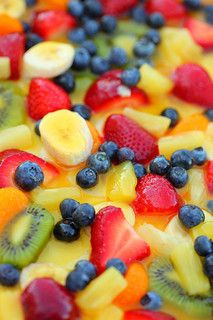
40,110,93,166
23,41,75,78
0,0,26,18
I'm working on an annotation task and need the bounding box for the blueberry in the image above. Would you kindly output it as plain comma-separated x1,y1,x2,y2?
72,203,95,227
76,167,98,189
90,56,110,75
204,6,213,25
140,291,162,310
83,19,100,37
133,163,147,179
67,0,84,17
25,0,37,6
68,28,86,44
171,149,193,170
183,0,202,10
207,200,213,213
194,236,213,257
99,141,119,160
75,260,97,280
178,205,205,229
87,152,111,174
84,0,103,18
66,269,90,292
72,104,92,120
121,68,141,87
109,47,128,66
72,48,91,70
147,13,165,29
204,109,213,121
106,258,127,275
54,71,75,93
135,58,153,68
0,264,20,287
150,155,171,176
133,39,156,58
101,15,117,33
14,161,44,191
60,199,80,220
22,21,31,33
25,33,43,50
166,166,188,188
117,147,135,163
34,120,41,137
145,29,161,45
191,147,207,166
161,108,179,128
53,220,80,242
131,5,147,23
203,254,213,278
82,40,97,56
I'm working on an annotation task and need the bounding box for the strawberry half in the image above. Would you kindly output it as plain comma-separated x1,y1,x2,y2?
184,18,213,50
145,0,186,21
27,78,72,120
206,161,213,193
124,310,175,320
0,33,25,80
172,63,213,109
104,114,158,164
85,70,148,112
100,0,138,16
0,150,59,188
90,206,150,273
132,174,181,215
32,10,76,39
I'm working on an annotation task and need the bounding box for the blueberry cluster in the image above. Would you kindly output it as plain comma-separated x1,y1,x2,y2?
194,236,213,280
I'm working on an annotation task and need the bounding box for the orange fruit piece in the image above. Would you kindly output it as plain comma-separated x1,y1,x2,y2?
38,0,69,10
0,14,23,35
0,187,29,232
114,263,149,307
87,121,103,153
169,113,209,135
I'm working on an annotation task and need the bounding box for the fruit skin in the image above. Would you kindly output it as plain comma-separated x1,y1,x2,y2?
66,269,90,292
145,0,186,21
140,291,162,311
170,149,193,170
203,254,213,278
72,104,92,120
53,220,80,242
72,203,96,228
76,167,98,189
194,235,213,257
75,260,97,280
99,0,137,16
206,160,213,193
178,205,205,228
60,199,80,220
191,147,207,166
87,152,111,174
184,18,213,50
149,155,171,176
14,161,44,191
161,108,179,128
106,258,127,275
124,310,175,320
166,166,188,189
0,264,20,286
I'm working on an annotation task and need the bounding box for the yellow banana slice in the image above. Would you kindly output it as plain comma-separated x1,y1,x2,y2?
23,41,75,78
40,110,93,166
0,0,26,18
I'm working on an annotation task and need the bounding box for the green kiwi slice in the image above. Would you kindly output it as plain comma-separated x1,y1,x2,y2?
0,205,54,269
149,257,213,318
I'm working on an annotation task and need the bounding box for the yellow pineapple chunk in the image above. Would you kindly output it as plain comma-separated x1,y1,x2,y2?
204,123,213,160
76,268,127,313
188,168,208,207
94,305,123,320
0,57,11,79
0,286,24,320
0,125,32,151
190,211,213,240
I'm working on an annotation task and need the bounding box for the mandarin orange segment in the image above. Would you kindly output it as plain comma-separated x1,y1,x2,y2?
38,0,69,10
87,121,103,153
0,15,23,35
169,114,209,136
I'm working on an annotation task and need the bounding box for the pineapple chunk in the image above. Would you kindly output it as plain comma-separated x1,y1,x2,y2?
171,243,210,295
0,57,11,80
0,125,32,151
204,123,213,160
124,107,171,137
200,53,213,80
94,305,123,320
190,211,213,240
188,168,208,207
76,268,127,313
165,216,192,243
0,286,24,320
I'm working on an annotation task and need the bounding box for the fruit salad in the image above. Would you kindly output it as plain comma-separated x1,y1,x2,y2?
0,0,213,319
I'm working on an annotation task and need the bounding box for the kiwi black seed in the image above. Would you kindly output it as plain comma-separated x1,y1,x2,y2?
0,205,54,269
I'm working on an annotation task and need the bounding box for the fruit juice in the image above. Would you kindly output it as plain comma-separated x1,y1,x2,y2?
0,0,213,320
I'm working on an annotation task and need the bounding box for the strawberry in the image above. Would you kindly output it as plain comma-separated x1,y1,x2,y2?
27,78,72,120
132,174,181,215
206,161,213,193
0,150,59,188
145,0,186,21
124,310,175,320
100,0,138,16
32,10,76,39
184,18,213,50
85,70,148,112
172,63,213,109
104,114,158,164
0,33,25,80
90,206,150,273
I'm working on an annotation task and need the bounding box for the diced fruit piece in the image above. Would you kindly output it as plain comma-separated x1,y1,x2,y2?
114,263,148,307
124,310,175,320
38,0,69,10
145,0,186,21
206,160,213,193
0,0,26,18
106,162,137,203
112,35,136,56
0,287,24,320
94,305,123,320
0,57,10,79
165,216,192,243
170,242,210,295
170,114,209,135
90,206,150,273
188,168,208,207
0,14,23,35
76,268,127,313
85,70,147,112
190,221,213,240
104,114,158,164
0,125,32,151
23,41,75,78
100,0,137,16
200,53,213,80
184,18,213,50
22,278,80,320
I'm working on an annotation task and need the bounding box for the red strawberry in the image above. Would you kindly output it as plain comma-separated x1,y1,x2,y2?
104,114,158,164
32,10,76,39
172,63,213,109
145,0,186,21
184,18,213,50
0,150,59,188
0,33,25,80
124,310,176,320
85,70,148,112
132,174,181,215
100,0,138,16
90,206,150,273
206,161,213,193
27,78,71,120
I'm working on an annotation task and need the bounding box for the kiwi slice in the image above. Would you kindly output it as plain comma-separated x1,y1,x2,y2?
117,20,148,37
149,257,213,318
0,205,54,269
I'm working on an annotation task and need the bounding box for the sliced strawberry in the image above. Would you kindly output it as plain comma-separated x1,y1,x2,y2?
100,0,138,16
124,310,175,320
132,174,181,215
0,150,59,188
90,206,150,273
0,33,25,80
145,0,186,21
84,70,148,112
206,161,213,193
184,18,213,50
27,78,71,120
104,114,158,164
172,63,213,109
32,10,76,39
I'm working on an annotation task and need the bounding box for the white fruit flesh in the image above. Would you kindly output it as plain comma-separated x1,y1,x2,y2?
0,0,26,18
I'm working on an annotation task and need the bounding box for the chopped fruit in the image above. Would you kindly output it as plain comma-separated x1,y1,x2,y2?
0,0,26,18
124,310,175,320
0,33,25,79
0,264,20,286
106,258,127,275
32,10,76,40
0,125,32,152
165,216,192,243
161,108,179,128
188,168,208,207
85,70,148,112
14,161,44,192
0,14,23,35
145,0,186,21
132,174,181,216
95,305,123,320
38,0,69,10
169,114,209,135
87,121,102,154
0,287,24,320
90,206,150,273
104,114,158,164
27,78,71,120
114,263,149,307
184,18,213,50
141,291,162,310
206,160,213,193
190,221,213,240
100,0,137,16
0,57,10,79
